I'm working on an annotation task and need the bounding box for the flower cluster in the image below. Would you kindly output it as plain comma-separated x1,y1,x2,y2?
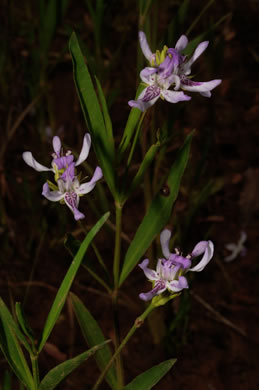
128,31,221,112
22,134,102,220
139,229,214,301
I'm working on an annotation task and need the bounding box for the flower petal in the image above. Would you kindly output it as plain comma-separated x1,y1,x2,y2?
160,229,172,259
161,90,191,103
77,166,103,195
23,152,52,172
139,31,153,63
42,182,64,202
181,79,221,94
189,240,214,272
184,41,209,74
63,191,85,220
140,67,157,83
52,136,61,156
168,276,189,292
139,259,159,281
139,280,167,301
128,86,160,112
175,35,188,51
75,133,91,166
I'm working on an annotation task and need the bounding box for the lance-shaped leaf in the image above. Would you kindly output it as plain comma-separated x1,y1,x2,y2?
123,140,160,201
119,132,193,286
39,340,111,390
70,292,117,390
0,298,34,390
38,212,110,353
118,84,145,159
69,32,116,196
123,359,176,390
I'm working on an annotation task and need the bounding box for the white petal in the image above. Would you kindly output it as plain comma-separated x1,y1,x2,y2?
128,86,160,112
75,133,91,166
42,182,64,202
175,35,188,51
167,276,189,292
184,41,209,73
52,136,61,155
181,79,222,94
189,240,214,272
139,259,159,281
160,229,172,259
77,166,103,195
139,31,153,62
140,67,157,84
22,152,52,172
162,90,191,103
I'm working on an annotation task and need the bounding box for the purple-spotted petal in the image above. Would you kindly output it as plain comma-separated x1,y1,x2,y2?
42,182,64,202
23,152,52,172
160,229,172,259
181,79,221,94
140,67,157,83
75,133,91,166
63,191,85,220
161,90,191,103
168,275,189,292
189,240,214,272
175,35,188,51
77,166,103,195
52,136,61,156
128,86,160,112
139,280,167,301
139,259,159,281
139,31,153,63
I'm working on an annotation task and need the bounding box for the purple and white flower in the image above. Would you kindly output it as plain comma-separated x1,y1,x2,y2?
139,229,214,301
23,134,103,220
22,133,91,182
42,166,103,221
128,31,222,112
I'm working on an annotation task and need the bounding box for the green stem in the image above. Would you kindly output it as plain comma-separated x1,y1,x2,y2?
30,351,40,389
92,303,155,390
127,112,146,168
113,202,123,288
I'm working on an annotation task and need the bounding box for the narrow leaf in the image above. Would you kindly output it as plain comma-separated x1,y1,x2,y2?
15,303,35,343
118,84,145,158
0,299,34,390
38,212,110,352
70,292,117,390
119,132,193,286
39,340,111,390
69,32,116,196
123,359,177,390
125,140,160,200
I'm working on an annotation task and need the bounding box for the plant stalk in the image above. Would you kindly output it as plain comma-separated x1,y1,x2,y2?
92,303,155,390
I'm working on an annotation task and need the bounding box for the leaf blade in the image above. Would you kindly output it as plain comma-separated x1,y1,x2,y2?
39,341,111,390
38,212,110,352
119,132,193,286
70,292,117,390
123,359,177,390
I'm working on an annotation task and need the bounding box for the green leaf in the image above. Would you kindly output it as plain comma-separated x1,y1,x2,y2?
125,140,160,201
123,359,177,390
94,75,115,155
38,212,110,352
70,292,117,390
2,370,12,390
118,84,145,159
39,340,111,390
0,299,34,390
69,32,116,196
15,303,35,343
119,132,193,286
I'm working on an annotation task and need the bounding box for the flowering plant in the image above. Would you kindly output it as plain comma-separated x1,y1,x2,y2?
22,133,102,220
128,31,221,111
